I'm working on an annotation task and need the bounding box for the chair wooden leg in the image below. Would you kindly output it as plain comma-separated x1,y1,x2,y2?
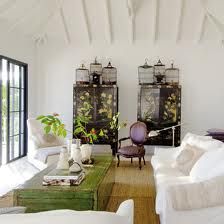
131,158,133,163
143,156,146,165
139,157,142,170
117,154,120,167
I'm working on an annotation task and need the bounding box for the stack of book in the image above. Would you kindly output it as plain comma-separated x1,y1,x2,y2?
43,169,85,186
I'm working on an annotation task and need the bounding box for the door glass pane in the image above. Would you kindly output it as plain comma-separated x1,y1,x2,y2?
10,64,20,88
10,88,20,112
10,112,19,136
10,135,19,160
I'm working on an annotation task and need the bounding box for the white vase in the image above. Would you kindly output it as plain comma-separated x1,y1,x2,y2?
56,147,69,170
80,144,92,161
66,138,73,154
71,139,82,166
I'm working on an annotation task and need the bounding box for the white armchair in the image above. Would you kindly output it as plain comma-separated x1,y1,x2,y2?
27,119,65,170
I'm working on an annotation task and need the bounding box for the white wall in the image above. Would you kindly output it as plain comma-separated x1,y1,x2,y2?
0,34,36,117
36,41,224,138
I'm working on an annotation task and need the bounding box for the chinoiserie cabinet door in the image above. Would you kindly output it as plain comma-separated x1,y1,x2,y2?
138,85,181,146
73,85,118,146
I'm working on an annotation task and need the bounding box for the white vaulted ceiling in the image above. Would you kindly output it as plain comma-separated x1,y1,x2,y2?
1,0,224,45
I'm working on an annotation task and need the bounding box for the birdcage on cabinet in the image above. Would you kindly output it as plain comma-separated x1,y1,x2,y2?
154,59,166,84
90,57,102,84
102,62,117,84
75,64,89,84
138,59,154,85
165,62,179,85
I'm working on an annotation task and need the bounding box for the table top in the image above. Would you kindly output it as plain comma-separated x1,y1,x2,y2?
15,155,113,192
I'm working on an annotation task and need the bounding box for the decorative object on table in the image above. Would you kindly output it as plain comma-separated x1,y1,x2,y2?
102,61,117,85
154,59,166,84
138,59,154,85
69,161,83,173
43,167,85,186
90,57,102,84
117,121,147,170
56,147,69,170
80,144,92,161
148,123,183,147
76,63,89,84
71,139,83,166
165,61,180,85
137,84,181,146
66,138,73,154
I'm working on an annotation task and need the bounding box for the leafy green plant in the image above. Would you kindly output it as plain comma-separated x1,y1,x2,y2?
37,102,126,144
37,113,68,138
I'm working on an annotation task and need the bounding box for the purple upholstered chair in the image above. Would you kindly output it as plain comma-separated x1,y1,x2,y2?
117,121,147,170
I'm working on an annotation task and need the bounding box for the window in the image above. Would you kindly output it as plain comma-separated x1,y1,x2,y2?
0,56,28,165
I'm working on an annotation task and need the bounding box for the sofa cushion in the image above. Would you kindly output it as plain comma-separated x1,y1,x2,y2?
190,147,224,181
167,175,224,211
173,144,205,175
151,156,173,171
118,146,145,156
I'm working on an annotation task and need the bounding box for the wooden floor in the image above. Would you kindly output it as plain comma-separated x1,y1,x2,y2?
106,159,159,224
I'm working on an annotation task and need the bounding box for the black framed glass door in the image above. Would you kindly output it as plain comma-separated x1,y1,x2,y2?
0,56,28,165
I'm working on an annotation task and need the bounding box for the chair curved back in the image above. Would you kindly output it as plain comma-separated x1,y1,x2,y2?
130,122,147,145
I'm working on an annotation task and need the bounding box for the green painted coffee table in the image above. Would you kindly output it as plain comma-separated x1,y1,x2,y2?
13,155,115,213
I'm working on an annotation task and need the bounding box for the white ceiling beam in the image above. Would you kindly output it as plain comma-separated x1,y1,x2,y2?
7,0,41,33
81,0,92,44
152,0,159,43
199,0,224,44
127,0,138,44
206,12,224,44
0,0,17,15
57,0,71,44
196,12,207,43
176,0,185,43
104,0,112,44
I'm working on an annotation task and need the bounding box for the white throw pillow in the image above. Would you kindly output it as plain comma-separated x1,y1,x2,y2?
190,147,224,181
173,144,205,175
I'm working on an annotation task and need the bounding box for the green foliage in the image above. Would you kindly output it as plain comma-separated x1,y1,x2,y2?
37,113,67,138
37,103,127,144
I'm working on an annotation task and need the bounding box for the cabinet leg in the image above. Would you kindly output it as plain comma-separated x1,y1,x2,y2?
131,158,133,163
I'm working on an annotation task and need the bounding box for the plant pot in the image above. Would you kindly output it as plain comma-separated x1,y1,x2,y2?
80,144,92,161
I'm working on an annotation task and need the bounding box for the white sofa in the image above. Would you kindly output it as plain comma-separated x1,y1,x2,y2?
0,200,134,224
27,119,65,170
151,133,224,224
